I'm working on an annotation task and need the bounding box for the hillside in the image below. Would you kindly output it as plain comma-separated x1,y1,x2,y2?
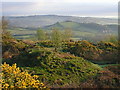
7,21,118,41
43,21,117,33
2,32,119,88
5,15,117,41
6,15,117,29
2,34,102,87
42,21,117,41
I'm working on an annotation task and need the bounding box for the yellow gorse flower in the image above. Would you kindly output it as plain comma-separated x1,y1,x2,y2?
0,62,47,89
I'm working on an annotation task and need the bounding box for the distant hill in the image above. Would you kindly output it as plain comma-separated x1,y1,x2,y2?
6,15,117,29
5,15,117,40
43,21,117,34
7,21,117,40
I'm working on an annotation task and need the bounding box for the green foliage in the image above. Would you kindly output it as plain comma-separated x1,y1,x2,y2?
63,40,118,64
97,41,118,63
63,40,101,60
2,45,101,87
3,47,53,67
1,63,47,89
2,16,8,30
2,34,119,88
97,41,117,50
37,40,54,47
51,29,63,51
37,29,47,40
63,29,72,41
20,53,101,87
105,35,118,45
2,30,27,59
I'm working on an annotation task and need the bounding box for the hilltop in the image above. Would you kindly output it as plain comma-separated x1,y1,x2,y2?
6,15,117,29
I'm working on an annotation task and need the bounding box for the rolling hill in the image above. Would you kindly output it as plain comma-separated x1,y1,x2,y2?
6,15,117,29
43,21,117,34
5,15,118,40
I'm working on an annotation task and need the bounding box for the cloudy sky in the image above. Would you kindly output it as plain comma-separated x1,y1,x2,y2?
1,0,119,18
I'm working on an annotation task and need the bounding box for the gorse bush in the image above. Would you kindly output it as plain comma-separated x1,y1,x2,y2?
64,40,102,60
2,16,119,88
2,46,101,87
63,40,118,64
0,62,47,89
97,41,117,50
37,40,54,47
22,57,101,87
96,41,118,63
2,31,27,59
3,47,54,67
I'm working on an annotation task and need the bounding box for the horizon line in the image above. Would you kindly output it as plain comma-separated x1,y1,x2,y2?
2,14,118,19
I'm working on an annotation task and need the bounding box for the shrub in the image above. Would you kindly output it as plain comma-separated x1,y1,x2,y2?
63,40,118,63
0,62,47,89
2,47,54,67
64,40,102,60
80,69,120,88
37,40,54,47
2,31,27,59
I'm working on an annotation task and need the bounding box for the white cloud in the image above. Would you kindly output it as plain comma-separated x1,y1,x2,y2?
2,0,119,3
2,1,118,18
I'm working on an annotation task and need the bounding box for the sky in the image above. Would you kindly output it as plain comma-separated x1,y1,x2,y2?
1,0,119,18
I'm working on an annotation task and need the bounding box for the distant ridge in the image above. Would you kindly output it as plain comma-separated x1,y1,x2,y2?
6,15,117,29
42,21,117,34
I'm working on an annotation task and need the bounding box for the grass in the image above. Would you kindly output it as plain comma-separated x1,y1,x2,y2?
99,64,120,68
